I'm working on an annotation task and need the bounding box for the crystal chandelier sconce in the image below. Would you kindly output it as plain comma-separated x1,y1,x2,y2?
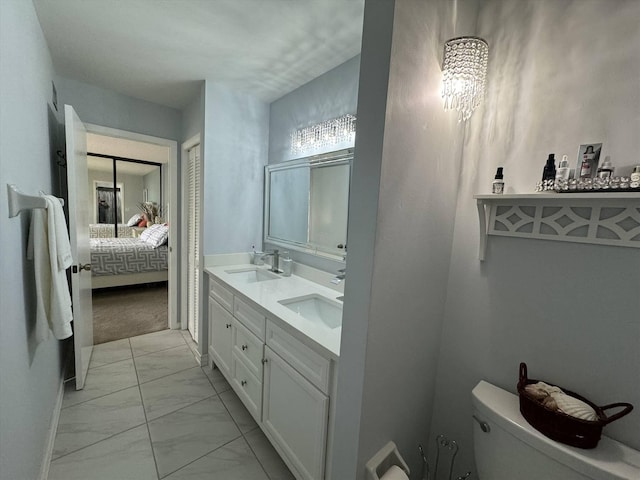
291,114,356,155
442,37,489,122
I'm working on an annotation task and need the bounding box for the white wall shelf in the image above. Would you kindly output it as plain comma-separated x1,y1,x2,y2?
474,193,640,260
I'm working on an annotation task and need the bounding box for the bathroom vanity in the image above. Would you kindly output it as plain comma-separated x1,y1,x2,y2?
204,262,342,480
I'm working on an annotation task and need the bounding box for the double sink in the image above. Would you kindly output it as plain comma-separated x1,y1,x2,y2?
224,266,342,330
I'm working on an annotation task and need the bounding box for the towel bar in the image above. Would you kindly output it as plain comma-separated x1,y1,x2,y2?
7,184,64,218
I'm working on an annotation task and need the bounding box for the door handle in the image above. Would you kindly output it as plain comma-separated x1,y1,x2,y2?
72,263,92,273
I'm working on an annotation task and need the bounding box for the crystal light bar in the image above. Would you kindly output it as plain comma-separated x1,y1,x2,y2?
442,37,489,122
291,114,356,155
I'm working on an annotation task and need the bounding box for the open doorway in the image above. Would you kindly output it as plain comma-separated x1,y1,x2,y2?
84,126,179,344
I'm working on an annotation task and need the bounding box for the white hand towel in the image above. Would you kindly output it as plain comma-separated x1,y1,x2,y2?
27,207,53,344
27,196,73,342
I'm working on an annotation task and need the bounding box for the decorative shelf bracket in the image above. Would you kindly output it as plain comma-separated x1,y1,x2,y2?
474,193,640,261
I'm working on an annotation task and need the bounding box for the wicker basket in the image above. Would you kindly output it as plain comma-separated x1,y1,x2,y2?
517,363,633,449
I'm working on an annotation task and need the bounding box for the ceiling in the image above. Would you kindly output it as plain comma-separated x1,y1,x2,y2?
34,0,364,109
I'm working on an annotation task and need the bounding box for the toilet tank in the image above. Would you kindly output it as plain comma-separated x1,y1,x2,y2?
471,381,640,480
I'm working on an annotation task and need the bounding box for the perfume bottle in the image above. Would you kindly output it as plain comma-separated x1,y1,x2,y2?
555,155,570,181
492,167,504,194
542,154,556,181
597,157,614,179
630,165,640,188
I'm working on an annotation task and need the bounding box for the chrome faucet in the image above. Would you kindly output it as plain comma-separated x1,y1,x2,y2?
261,249,280,273
331,267,346,284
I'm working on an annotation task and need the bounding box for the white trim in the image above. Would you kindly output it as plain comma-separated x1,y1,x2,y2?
39,375,66,480
84,124,179,329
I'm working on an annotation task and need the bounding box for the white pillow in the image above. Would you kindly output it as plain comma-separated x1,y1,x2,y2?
139,223,169,248
126,213,142,227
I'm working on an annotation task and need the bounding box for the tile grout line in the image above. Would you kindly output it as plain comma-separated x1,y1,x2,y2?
159,434,244,479
132,342,162,480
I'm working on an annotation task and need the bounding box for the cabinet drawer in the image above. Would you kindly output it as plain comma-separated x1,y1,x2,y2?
231,352,262,422
266,321,330,394
209,277,234,313
234,297,266,340
232,319,264,379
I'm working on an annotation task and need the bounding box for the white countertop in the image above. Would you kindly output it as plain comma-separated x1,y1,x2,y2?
204,264,342,359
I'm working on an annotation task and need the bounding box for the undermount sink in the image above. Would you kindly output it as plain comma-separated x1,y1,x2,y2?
224,267,280,283
279,294,343,329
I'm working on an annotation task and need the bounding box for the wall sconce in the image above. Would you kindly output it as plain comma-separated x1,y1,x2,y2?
291,114,356,155
442,37,489,122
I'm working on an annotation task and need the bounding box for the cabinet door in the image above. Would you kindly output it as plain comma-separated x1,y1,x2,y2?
208,297,233,376
263,347,329,480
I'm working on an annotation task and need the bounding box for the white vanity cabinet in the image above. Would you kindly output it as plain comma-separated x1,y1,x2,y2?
262,320,332,480
205,269,338,480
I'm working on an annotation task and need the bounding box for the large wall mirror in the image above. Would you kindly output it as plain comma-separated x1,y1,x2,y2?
88,154,162,237
264,149,352,259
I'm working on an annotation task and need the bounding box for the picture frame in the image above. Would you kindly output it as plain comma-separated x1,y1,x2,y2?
576,143,602,179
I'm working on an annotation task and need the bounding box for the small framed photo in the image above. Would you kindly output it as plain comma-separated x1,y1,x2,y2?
576,143,602,178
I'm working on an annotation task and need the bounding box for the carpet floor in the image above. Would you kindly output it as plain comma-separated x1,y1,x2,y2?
92,282,168,344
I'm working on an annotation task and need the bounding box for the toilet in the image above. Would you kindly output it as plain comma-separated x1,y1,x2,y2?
472,381,640,480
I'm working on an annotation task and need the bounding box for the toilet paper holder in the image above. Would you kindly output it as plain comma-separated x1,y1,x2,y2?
365,441,410,480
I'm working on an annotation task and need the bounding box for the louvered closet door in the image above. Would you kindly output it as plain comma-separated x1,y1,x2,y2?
187,144,201,342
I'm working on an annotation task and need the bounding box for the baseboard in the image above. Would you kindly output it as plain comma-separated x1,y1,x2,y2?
39,374,65,480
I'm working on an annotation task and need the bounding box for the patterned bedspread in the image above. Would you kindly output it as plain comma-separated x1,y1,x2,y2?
90,238,168,276
89,224,138,238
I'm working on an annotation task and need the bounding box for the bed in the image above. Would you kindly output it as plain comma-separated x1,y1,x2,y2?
89,223,144,239
90,237,168,289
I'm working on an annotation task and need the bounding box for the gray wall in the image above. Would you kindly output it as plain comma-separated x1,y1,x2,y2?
182,82,205,143
333,0,477,477
430,0,640,476
0,1,66,478
55,76,182,142
269,55,360,164
202,83,269,254
267,56,360,272
143,168,161,209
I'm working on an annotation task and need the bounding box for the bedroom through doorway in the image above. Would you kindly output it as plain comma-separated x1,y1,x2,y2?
84,128,178,344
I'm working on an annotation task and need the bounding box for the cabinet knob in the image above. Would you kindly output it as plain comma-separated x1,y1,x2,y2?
261,358,268,364
241,380,247,386
225,323,231,328
241,344,248,351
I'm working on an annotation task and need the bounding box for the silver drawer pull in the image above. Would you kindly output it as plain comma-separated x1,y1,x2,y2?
241,344,248,351
262,358,268,364
225,323,231,328
241,380,247,386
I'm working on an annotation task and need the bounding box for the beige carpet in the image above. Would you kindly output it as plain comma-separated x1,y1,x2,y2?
92,282,168,344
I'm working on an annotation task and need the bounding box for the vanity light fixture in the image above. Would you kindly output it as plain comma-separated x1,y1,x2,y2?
442,36,489,122
291,114,356,155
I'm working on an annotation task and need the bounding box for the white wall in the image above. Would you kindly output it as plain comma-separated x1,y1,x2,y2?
201,83,269,255
0,1,65,479
55,76,182,142
430,0,640,475
268,55,360,164
332,0,477,477
267,56,361,272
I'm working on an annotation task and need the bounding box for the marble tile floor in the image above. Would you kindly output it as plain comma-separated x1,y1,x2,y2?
49,329,294,480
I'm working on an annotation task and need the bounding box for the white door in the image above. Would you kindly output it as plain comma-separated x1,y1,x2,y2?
187,144,201,341
65,105,94,390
